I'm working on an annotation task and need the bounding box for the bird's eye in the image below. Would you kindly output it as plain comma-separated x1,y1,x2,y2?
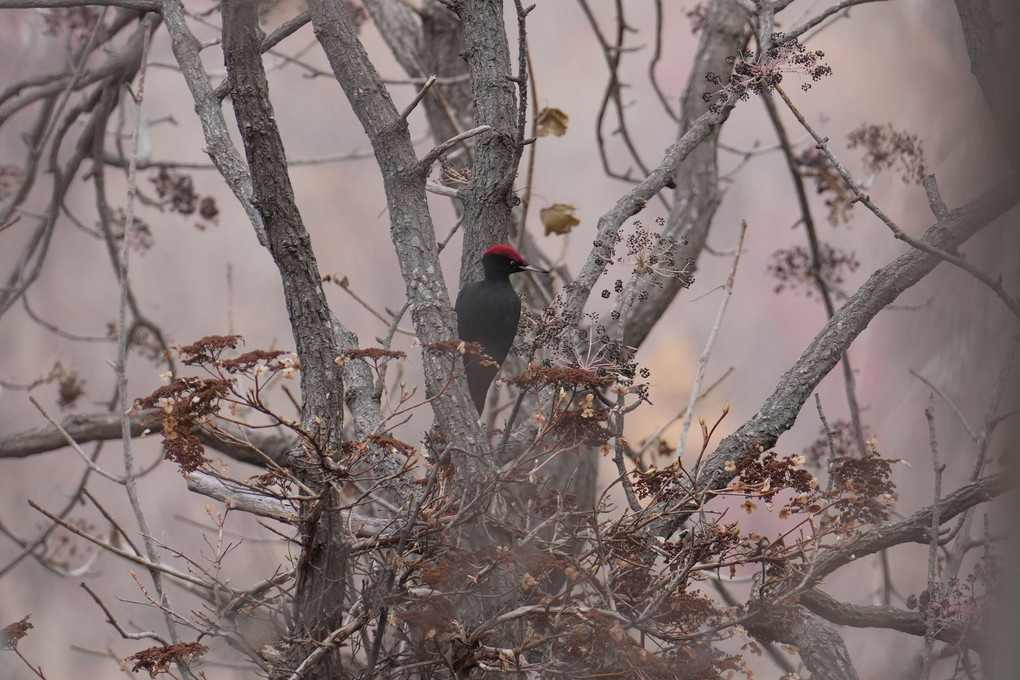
510,260,518,266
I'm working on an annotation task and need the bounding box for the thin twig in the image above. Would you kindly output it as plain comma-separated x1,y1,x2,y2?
576,0,654,187
419,124,492,170
80,582,167,643
398,74,437,122
908,369,978,442
919,395,944,680
678,221,747,455
814,394,838,473
763,91,868,457
27,500,212,590
22,294,113,342
28,397,125,483
327,275,414,335
648,0,678,121
82,487,144,557
516,32,539,247
613,390,643,512
782,0,890,41
112,18,193,661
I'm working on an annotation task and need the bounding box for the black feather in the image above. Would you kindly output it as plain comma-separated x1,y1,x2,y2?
454,246,546,414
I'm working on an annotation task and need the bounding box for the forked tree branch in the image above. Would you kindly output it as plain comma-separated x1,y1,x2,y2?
623,0,750,349
307,0,485,464
159,0,268,246
222,0,345,455
807,472,1011,584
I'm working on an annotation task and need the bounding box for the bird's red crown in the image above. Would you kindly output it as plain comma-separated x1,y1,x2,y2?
484,244,526,263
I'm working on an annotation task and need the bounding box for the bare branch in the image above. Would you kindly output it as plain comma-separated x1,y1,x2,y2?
184,472,300,524
562,91,741,320
308,0,485,450
0,409,291,465
775,84,1020,320
810,472,1011,582
419,124,491,170
678,221,746,454
159,0,268,246
0,0,156,7
651,174,1019,539
28,397,125,483
783,0,890,42
920,396,945,679
799,588,968,646
909,369,978,442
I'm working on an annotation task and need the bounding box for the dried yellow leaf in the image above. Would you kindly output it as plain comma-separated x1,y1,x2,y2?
535,107,569,136
540,203,580,235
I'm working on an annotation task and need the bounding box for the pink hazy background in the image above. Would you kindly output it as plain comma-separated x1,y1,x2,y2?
1,1,1016,678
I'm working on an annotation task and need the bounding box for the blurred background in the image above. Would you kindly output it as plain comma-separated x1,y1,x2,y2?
0,0,1016,677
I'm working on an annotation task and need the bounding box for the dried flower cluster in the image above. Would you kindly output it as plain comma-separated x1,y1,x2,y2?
685,3,708,35
151,168,220,226
128,642,209,678
795,147,856,224
134,335,299,472
767,243,860,295
0,164,22,201
847,123,927,184
40,7,101,48
1,615,32,649
106,207,154,254
704,36,832,111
